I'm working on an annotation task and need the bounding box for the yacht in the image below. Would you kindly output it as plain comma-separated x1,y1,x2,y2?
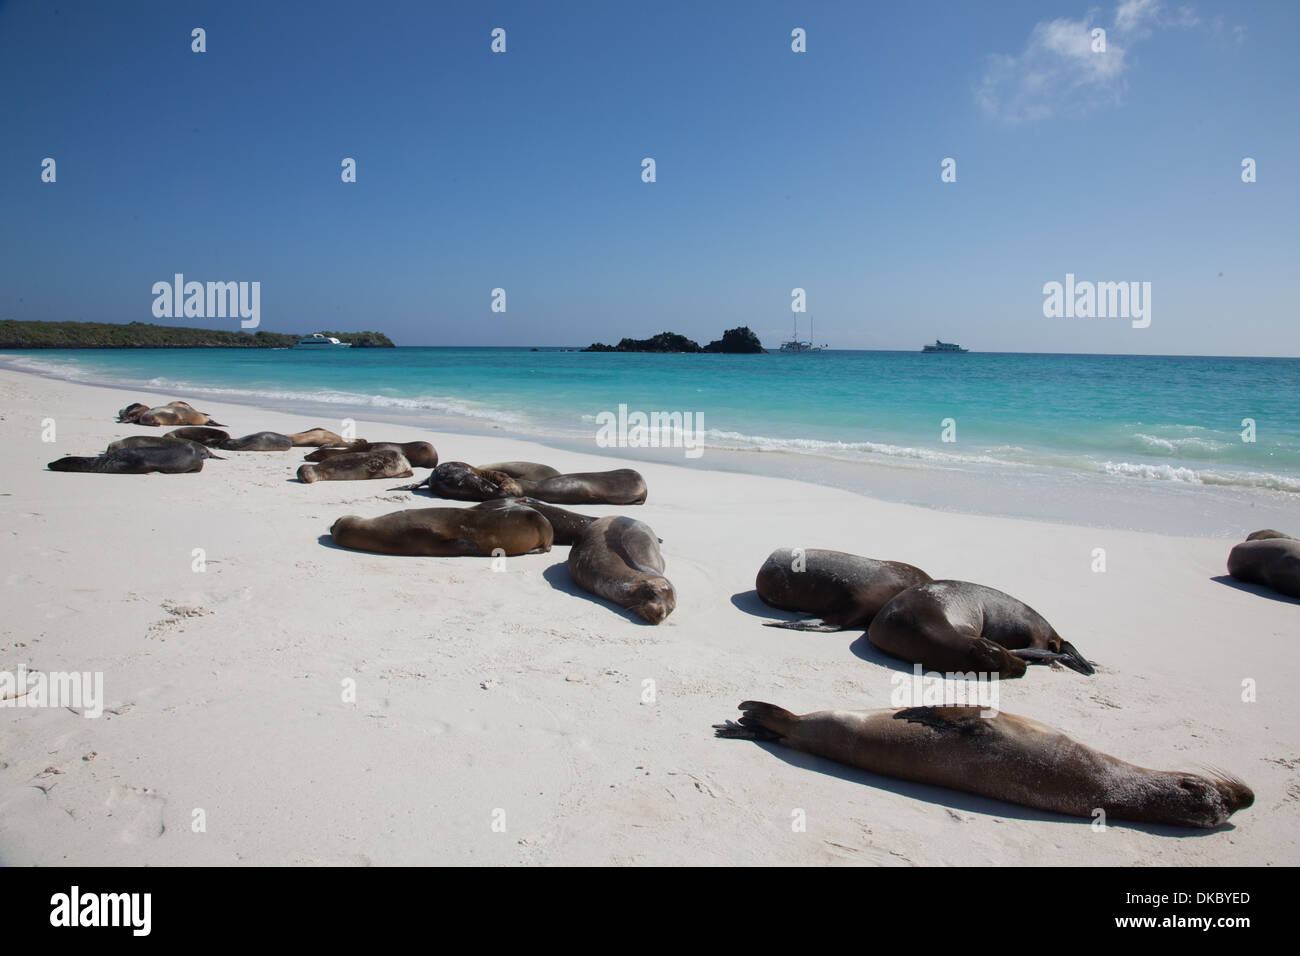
778,318,824,353
921,339,968,353
294,333,352,349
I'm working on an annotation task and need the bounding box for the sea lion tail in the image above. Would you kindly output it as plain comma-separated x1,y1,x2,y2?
713,701,797,741
1056,640,1095,675
762,618,842,632
391,479,426,492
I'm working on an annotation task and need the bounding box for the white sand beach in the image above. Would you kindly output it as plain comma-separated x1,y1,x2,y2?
0,366,1295,866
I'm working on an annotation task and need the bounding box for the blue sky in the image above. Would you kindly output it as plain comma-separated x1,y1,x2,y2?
1,0,1295,353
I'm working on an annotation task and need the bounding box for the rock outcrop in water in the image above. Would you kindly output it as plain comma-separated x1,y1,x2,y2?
584,326,765,354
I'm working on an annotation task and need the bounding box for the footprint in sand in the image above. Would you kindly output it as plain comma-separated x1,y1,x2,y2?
104,784,166,844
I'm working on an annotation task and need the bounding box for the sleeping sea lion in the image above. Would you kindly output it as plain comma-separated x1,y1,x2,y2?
715,702,1252,829
567,516,675,623
516,469,647,505
330,503,552,556
217,432,294,451
401,462,524,500
286,428,353,447
477,461,562,482
48,444,206,474
867,580,1094,678
297,449,412,483
1228,536,1300,599
105,435,224,459
756,548,932,631
305,441,437,467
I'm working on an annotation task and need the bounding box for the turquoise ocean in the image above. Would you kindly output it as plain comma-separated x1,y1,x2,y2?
5,348,1298,534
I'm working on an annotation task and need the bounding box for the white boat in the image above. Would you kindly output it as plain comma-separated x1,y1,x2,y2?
921,339,968,353
777,317,823,353
294,333,352,349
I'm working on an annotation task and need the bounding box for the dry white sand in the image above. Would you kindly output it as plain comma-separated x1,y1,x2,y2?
0,367,1295,865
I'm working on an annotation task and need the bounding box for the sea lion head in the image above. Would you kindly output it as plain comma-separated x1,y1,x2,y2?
628,577,677,625
1146,771,1255,828
117,402,148,423
298,464,320,483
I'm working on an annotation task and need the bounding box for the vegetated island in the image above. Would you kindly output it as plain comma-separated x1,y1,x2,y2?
584,326,765,353
0,320,395,349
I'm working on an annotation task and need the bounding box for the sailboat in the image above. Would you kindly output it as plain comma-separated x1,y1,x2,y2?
778,317,823,353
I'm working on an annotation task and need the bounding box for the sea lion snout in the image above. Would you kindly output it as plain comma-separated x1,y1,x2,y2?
632,580,676,624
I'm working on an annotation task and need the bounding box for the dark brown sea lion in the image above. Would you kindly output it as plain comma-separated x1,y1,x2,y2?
477,461,562,482
516,469,647,505
297,449,412,483
567,516,675,624
48,444,206,474
286,428,353,447
756,548,932,631
1245,529,1295,541
164,426,231,446
867,580,1093,678
217,431,294,451
330,503,552,556
305,441,437,467
473,497,596,546
402,462,524,500
137,403,225,427
105,435,225,459
1228,537,1300,599
715,703,1253,829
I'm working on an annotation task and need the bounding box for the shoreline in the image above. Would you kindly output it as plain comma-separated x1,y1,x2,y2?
2,355,1296,537
0,367,1296,865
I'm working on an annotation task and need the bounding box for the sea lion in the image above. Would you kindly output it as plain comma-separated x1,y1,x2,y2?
164,426,231,446
286,428,353,447
473,497,596,546
1228,536,1300,599
305,441,437,467
136,403,225,427
1245,529,1295,541
477,461,562,482
48,444,206,474
402,462,524,500
756,548,932,631
330,503,552,556
516,469,648,505
715,702,1253,829
116,402,149,423
105,435,225,459
217,431,294,451
567,516,675,624
297,449,412,483
867,580,1093,678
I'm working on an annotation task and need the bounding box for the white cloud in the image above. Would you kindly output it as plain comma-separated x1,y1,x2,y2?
976,0,1219,124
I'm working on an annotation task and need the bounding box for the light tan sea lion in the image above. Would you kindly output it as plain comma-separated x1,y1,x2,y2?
306,441,437,467
286,427,354,447
297,449,412,483
715,703,1253,829
330,503,552,556
477,461,562,482
567,516,675,623
516,469,647,505
868,580,1093,679
473,497,595,546
756,548,932,631
1228,536,1300,599
136,403,225,427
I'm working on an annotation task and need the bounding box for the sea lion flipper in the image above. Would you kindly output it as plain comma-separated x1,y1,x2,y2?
713,719,782,742
894,706,991,734
1010,643,1095,675
762,618,843,632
